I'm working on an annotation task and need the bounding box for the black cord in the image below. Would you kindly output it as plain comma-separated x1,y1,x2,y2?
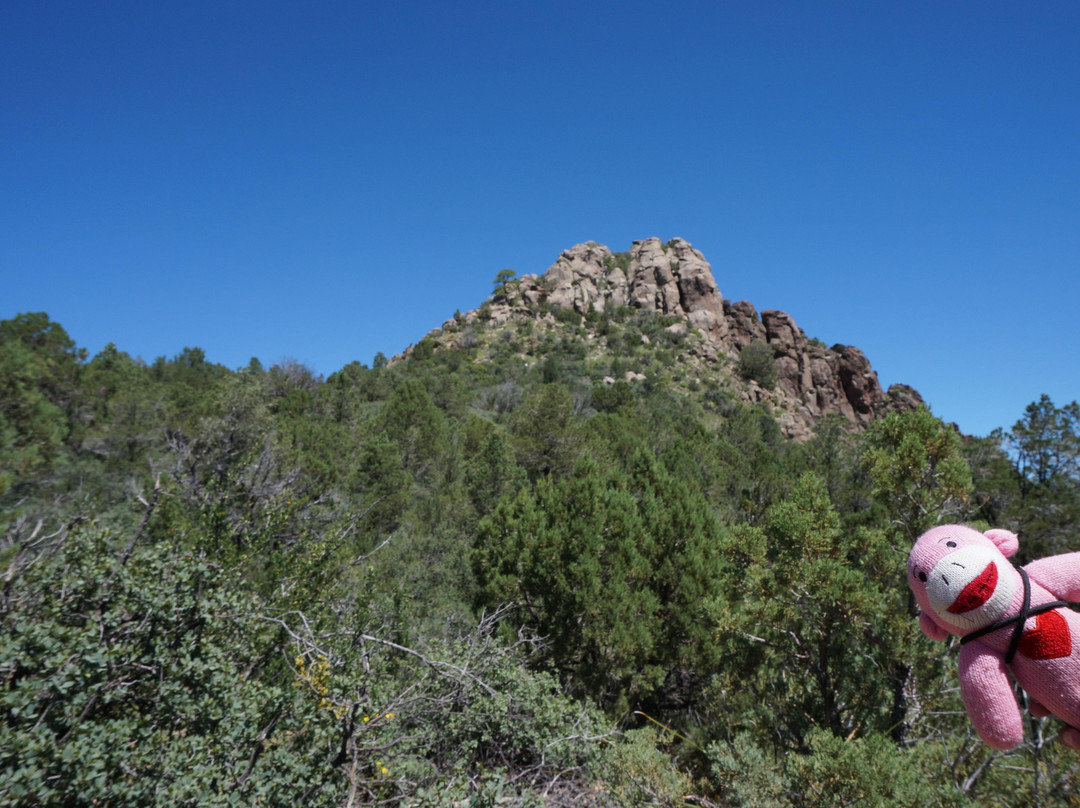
959,567,1078,663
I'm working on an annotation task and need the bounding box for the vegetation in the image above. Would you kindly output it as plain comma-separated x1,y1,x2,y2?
4,309,1080,806
736,340,777,390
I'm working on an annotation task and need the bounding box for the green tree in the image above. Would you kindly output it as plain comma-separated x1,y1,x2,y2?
591,380,635,414
1006,394,1080,558
0,313,90,492
0,339,69,490
712,404,789,524
1,503,612,807
474,449,726,713
0,312,86,414
737,340,778,390
82,343,161,469
962,430,1020,530
492,268,516,296
710,474,914,751
462,416,525,519
510,382,581,480
0,524,350,807
864,406,973,544
710,728,956,808
378,379,448,483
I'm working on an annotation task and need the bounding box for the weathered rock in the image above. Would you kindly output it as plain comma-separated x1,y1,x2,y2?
724,300,766,347
886,383,925,413
834,345,885,424
543,242,613,313
669,238,728,344
727,304,910,432
628,238,674,312
433,236,923,439
762,310,808,402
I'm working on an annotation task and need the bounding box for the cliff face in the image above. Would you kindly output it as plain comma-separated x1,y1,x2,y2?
425,237,922,439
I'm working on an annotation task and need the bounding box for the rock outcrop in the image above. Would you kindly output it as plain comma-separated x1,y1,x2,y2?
535,238,729,347
523,237,920,436
419,236,922,439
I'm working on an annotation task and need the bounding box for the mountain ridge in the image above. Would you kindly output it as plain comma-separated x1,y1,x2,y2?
402,236,922,440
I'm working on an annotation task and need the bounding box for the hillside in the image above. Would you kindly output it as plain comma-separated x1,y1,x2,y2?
1,283,1079,805
405,237,922,440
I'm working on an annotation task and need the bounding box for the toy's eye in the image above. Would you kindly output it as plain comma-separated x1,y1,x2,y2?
918,571,927,582
946,541,957,548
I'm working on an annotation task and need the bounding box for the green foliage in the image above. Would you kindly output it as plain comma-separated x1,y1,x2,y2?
474,450,725,712
509,382,580,479
462,416,525,518
82,343,161,470
492,268,516,296
0,313,90,495
553,306,580,326
1005,394,1080,558
865,407,973,542
597,728,697,807
591,380,635,414
1,505,611,807
0,312,86,412
0,527,347,807
603,251,632,274
711,474,912,749
711,730,965,808
0,337,69,487
378,379,448,482
410,337,435,361
7,312,1080,806
737,340,778,389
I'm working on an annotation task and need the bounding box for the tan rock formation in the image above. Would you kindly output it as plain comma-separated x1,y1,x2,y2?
530,238,922,436
406,236,922,439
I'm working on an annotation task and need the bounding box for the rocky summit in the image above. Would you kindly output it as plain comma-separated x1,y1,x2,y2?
413,236,922,440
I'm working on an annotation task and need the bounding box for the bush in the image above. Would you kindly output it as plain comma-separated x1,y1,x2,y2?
553,307,581,326
410,338,435,361
0,528,347,807
737,341,777,390
0,518,613,807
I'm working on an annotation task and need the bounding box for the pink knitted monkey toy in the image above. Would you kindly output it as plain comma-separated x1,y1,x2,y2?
908,524,1080,749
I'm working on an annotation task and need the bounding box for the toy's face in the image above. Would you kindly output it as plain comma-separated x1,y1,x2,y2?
908,527,1019,633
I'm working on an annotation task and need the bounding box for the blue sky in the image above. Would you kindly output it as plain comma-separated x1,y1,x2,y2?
3,1,1078,438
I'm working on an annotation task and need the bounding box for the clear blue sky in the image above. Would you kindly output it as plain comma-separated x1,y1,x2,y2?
3,1,1078,438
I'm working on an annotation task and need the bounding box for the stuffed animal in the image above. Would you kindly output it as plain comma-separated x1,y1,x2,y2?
908,524,1080,749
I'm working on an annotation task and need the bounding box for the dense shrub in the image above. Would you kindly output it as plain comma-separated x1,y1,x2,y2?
737,340,777,389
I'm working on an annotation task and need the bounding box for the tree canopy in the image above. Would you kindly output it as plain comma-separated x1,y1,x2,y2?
4,310,1080,806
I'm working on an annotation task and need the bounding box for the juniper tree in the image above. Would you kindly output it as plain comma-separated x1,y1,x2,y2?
473,448,726,714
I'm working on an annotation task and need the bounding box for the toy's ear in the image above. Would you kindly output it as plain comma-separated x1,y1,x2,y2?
985,529,1019,558
920,612,950,642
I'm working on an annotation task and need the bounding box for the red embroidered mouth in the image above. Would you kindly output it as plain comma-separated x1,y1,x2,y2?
947,562,998,614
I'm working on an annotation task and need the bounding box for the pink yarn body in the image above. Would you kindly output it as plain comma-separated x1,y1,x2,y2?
909,525,1080,749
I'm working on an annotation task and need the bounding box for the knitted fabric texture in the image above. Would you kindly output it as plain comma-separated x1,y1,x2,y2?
909,524,1080,749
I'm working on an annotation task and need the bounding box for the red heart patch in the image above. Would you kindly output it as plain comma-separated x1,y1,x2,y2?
1018,610,1072,660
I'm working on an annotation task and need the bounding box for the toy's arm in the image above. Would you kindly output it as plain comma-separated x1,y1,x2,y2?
1024,552,1080,601
958,641,1023,749
919,612,949,641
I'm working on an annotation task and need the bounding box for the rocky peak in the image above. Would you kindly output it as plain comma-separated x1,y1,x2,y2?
421,237,921,439
537,238,920,431
540,237,729,346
